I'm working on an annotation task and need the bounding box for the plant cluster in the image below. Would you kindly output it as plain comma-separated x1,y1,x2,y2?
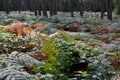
32,36,116,79
0,33,41,54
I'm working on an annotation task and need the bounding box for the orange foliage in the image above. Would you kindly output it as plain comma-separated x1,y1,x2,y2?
30,23,44,31
4,22,31,36
23,27,32,35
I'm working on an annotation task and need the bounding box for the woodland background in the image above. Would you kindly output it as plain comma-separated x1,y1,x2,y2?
0,0,120,19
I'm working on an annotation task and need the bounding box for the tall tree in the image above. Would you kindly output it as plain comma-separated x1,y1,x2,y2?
41,0,47,16
65,0,69,12
3,0,10,14
49,0,57,16
25,0,32,11
29,0,34,12
90,0,93,11
49,0,53,16
101,0,105,19
107,0,112,20
33,0,38,16
17,0,21,13
69,0,74,17
80,0,84,17
53,0,57,15
13,0,17,11
58,0,62,11
37,0,41,15
76,0,83,17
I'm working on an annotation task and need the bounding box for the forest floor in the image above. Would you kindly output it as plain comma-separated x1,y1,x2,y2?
0,11,120,80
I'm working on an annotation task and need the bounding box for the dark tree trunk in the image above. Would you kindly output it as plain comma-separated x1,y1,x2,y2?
33,0,38,16
58,0,62,11
29,0,34,12
107,0,112,20
26,0,31,11
91,0,94,11
101,0,104,19
65,0,68,12
76,0,83,17
3,0,10,14
53,0,57,15
92,0,98,12
50,0,57,16
17,0,21,13
41,0,47,17
20,0,23,11
70,0,74,17
49,0,54,16
80,0,83,17
37,0,41,15
13,0,17,11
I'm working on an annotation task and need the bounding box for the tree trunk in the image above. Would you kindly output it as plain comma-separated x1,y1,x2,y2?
76,0,83,17
17,0,21,13
37,0,41,15
41,0,47,17
58,0,62,11
53,0,57,15
13,0,17,11
33,0,38,16
101,0,104,19
49,0,53,16
29,0,34,12
50,0,57,16
65,0,68,12
107,0,112,20
80,0,83,17
90,0,93,11
3,0,10,14
70,0,74,17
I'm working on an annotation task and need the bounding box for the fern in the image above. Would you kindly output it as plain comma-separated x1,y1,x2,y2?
58,31,74,42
